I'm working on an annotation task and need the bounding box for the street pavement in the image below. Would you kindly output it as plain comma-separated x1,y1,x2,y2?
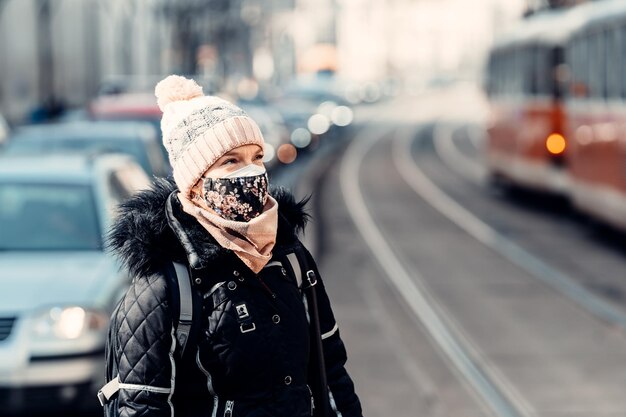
305,88,626,417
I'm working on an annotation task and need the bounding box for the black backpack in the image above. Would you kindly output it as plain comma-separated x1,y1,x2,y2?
98,248,330,417
97,261,192,410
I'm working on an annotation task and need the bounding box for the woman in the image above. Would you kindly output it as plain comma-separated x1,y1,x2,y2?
106,75,363,417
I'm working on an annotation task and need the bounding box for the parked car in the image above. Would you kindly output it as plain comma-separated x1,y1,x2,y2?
0,153,150,414
2,121,170,177
88,92,170,165
88,93,161,134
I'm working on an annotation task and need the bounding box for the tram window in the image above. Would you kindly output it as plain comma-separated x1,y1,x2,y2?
518,48,527,95
499,55,505,96
486,57,493,96
606,29,620,99
495,54,501,96
494,54,501,96
494,54,502,96
576,39,586,90
589,32,606,99
516,49,523,95
497,54,504,96
565,44,576,99
574,37,591,98
552,47,565,98
502,52,509,96
538,48,552,96
569,40,584,98
501,53,507,96
565,43,573,95
532,48,540,96
514,50,521,95
497,53,501,95
599,32,607,98
588,34,599,98
528,47,538,96
505,52,511,96
622,26,626,98
507,53,513,95
514,49,523,95
487,56,493,94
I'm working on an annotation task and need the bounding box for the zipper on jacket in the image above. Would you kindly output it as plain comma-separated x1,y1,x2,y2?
224,400,234,417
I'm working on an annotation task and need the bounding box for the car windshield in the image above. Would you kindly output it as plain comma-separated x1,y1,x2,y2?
95,116,169,164
4,136,154,176
0,183,102,251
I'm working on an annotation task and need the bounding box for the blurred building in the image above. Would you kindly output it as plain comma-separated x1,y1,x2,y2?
334,0,524,86
0,0,524,122
0,0,300,123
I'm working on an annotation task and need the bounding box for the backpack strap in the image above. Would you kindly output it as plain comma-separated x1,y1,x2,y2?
98,261,193,406
285,247,330,417
286,253,305,290
172,261,193,356
97,376,119,406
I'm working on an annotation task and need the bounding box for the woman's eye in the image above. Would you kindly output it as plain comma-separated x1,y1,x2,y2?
255,154,264,161
222,158,237,166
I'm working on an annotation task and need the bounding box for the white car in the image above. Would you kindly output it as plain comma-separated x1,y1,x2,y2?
3,121,170,177
0,153,150,413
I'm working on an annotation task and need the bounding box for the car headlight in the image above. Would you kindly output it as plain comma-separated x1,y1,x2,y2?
32,306,108,340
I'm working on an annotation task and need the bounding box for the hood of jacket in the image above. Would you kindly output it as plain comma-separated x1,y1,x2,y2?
107,177,309,278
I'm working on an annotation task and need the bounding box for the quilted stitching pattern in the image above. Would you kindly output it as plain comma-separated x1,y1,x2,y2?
116,274,174,417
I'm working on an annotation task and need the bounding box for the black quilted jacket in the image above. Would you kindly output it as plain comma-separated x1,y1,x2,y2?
106,179,363,417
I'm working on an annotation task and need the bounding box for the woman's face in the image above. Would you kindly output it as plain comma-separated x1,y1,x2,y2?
190,143,267,209
204,144,265,179
190,144,265,201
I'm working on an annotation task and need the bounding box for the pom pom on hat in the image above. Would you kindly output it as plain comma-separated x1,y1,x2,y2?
155,75,204,111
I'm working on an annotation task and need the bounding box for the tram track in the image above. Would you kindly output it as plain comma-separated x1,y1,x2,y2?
425,123,626,330
340,118,626,416
340,123,532,417
432,123,486,185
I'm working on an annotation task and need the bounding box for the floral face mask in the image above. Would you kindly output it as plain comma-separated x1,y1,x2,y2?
201,165,269,222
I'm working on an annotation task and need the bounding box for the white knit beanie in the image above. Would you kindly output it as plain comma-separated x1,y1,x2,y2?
155,75,265,197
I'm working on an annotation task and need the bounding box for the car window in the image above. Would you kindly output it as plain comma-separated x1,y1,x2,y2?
95,116,169,163
0,183,101,251
4,137,154,176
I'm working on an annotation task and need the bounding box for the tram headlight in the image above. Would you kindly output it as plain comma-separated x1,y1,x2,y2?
546,133,566,155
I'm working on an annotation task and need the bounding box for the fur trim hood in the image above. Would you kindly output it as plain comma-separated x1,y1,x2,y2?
107,177,310,277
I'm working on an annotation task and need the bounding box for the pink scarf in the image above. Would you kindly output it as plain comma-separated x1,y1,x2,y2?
178,192,278,274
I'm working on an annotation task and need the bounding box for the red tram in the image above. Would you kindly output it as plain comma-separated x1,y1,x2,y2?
486,0,626,231
485,8,579,194
565,2,626,230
